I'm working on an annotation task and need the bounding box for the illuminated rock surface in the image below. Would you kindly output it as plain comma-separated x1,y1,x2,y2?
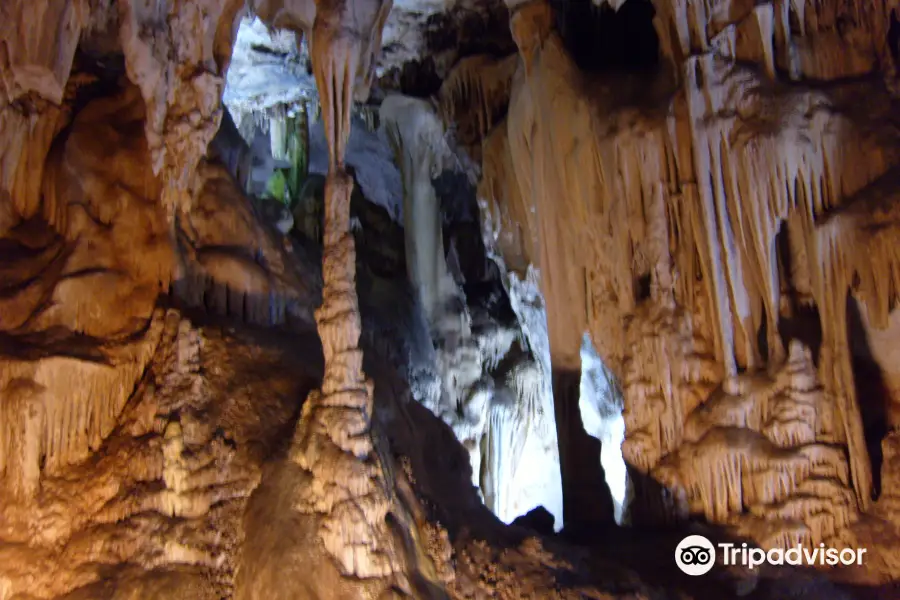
2,0,900,597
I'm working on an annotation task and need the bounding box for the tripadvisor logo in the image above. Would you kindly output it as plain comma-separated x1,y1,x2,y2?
675,535,868,576
675,535,716,576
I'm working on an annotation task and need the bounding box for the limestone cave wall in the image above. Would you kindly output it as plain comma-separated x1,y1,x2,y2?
3,0,900,598
472,0,900,555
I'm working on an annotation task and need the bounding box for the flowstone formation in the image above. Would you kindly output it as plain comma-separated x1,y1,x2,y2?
469,0,900,550
0,0,248,510
0,85,172,502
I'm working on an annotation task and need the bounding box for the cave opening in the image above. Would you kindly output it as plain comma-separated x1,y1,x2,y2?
549,0,659,73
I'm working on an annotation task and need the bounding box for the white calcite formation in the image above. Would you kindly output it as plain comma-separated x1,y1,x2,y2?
380,96,482,493
380,94,460,325
381,93,564,527
579,334,629,525
223,16,315,134
497,268,566,526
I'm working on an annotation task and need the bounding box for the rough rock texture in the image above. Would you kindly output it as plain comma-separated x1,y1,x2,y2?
118,0,247,216
0,84,171,501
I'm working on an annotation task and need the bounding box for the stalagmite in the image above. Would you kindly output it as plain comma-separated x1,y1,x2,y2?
302,0,401,582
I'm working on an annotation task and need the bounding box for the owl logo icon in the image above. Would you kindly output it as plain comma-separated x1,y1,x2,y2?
675,535,716,576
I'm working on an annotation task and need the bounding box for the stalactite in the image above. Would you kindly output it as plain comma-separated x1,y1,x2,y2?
380,94,458,325
481,388,527,520
117,0,246,218
0,309,271,598
654,0,894,84
0,311,166,497
478,118,538,275
481,0,896,542
269,103,291,161
438,54,518,151
173,159,318,328
0,2,88,227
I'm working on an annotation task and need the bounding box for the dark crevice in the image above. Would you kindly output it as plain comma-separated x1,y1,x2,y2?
552,369,615,537
379,4,516,98
890,10,900,72
249,43,289,58
549,0,659,73
778,304,823,369
757,306,769,365
847,295,889,501
788,5,803,35
775,221,824,368
635,273,652,302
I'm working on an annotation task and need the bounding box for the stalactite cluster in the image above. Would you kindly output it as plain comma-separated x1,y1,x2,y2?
477,0,900,547
174,159,318,327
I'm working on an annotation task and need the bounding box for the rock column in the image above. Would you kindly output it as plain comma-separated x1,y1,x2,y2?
288,0,402,583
